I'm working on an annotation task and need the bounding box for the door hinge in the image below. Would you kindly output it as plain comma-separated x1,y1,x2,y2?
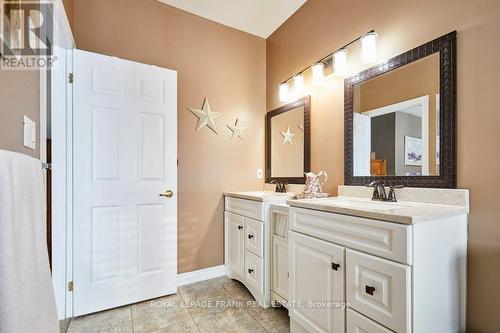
68,73,74,84
68,281,74,292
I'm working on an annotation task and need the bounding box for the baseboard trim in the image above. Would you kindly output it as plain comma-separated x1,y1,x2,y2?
177,265,228,287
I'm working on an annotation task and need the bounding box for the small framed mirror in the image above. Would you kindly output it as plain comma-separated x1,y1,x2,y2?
345,31,456,188
266,96,311,184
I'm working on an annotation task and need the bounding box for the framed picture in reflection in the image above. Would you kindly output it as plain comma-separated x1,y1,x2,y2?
404,136,422,166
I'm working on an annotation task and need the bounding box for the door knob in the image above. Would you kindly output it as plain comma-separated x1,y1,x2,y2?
159,190,174,198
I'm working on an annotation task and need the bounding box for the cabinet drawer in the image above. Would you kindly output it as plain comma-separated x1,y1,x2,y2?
245,218,263,257
290,207,412,264
346,249,411,333
225,196,263,221
245,250,264,293
347,309,394,333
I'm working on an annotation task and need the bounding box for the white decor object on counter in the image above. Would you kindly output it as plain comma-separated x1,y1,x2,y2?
287,187,469,333
227,118,246,140
280,126,296,144
295,170,329,199
187,98,222,133
224,191,294,308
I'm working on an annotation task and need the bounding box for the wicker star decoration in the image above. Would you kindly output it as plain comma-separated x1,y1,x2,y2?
187,98,222,134
280,126,296,144
227,118,246,140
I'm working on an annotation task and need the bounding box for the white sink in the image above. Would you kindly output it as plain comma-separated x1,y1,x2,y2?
243,191,292,197
320,198,412,211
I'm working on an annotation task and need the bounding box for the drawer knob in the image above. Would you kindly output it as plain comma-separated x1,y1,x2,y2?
248,268,254,274
365,285,376,296
248,234,254,239
238,226,243,230
331,263,340,271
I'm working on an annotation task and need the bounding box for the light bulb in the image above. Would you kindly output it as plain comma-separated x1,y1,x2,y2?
294,74,305,95
361,32,377,64
312,62,325,86
279,82,289,102
334,49,348,76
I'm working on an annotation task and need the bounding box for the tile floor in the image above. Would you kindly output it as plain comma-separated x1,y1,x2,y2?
63,276,290,333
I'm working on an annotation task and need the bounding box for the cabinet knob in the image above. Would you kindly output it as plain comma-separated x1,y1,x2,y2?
238,226,243,230
248,234,254,239
365,285,376,296
331,263,340,271
248,268,254,274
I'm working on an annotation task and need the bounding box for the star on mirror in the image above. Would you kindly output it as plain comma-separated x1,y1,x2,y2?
281,126,296,144
187,98,222,133
227,118,246,140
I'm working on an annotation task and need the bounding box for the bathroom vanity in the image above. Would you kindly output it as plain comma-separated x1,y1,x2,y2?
224,191,294,307
287,186,469,333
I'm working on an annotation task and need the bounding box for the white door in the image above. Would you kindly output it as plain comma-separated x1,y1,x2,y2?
289,231,345,333
73,49,177,316
353,112,371,176
225,212,245,279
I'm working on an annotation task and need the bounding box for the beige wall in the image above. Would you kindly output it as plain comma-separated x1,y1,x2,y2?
0,69,40,158
266,0,500,331
71,0,266,273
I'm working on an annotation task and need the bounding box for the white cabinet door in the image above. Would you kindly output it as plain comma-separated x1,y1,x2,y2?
73,49,177,316
289,231,345,333
272,236,289,300
225,212,245,279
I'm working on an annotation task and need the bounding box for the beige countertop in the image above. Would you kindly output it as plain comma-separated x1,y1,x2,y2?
287,196,468,224
224,191,296,202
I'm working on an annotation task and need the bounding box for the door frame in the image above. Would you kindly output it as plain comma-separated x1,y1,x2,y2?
49,0,75,320
361,95,430,176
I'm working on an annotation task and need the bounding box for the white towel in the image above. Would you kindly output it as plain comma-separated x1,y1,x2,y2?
0,150,59,333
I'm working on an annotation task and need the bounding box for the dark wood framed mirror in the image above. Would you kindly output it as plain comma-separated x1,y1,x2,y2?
266,96,311,184
344,31,456,188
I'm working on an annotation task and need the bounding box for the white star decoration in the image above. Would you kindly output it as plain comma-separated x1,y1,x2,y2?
227,118,246,140
188,98,222,133
280,126,296,144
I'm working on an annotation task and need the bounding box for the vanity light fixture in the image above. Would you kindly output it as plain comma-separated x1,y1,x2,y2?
334,49,348,76
294,74,305,95
279,82,290,102
277,30,376,98
312,62,325,86
361,31,377,64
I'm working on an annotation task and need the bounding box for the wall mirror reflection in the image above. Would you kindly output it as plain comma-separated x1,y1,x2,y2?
353,53,440,177
266,96,310,184
345,31,456,188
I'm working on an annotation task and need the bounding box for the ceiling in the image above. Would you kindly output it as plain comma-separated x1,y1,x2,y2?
158,0,307,38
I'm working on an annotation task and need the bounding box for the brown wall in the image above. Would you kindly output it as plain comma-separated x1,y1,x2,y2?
71,0,266,273
266,0,500,331
0,70,40,158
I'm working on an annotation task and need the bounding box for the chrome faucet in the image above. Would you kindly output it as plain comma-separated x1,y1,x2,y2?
270,180,287,193
367,181,387,201
366,181,405,202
